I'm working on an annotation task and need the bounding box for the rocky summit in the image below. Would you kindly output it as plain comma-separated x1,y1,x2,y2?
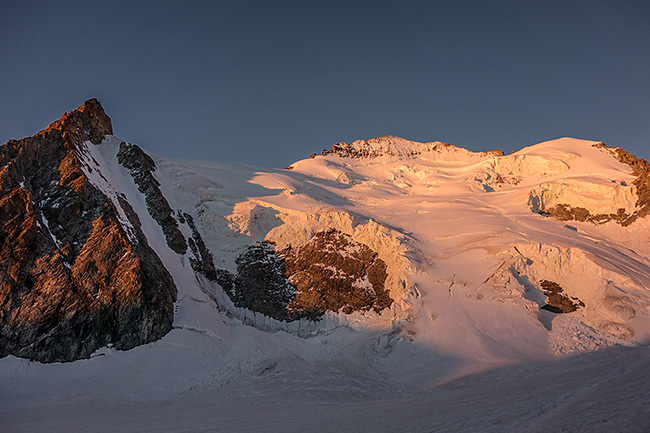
0,99,176,362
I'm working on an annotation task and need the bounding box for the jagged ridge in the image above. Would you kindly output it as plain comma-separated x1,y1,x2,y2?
0,99,177,362
313,135,504,159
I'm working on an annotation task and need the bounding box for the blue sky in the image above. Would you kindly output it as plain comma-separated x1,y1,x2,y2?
1,1,649,167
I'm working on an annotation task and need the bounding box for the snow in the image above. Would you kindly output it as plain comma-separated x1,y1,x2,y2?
151,134,650,359
528,178,637,215
77,139,139,243
39,211,63,250
2,345,649,432
2,136,650,431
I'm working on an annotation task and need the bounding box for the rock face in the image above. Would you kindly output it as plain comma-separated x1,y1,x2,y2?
215,242,296,321
280,229,392,320
183,212,219,280
117,142,187,254
0,99,177,363
541,204,630,225
219,230,393,321
539,280,584,314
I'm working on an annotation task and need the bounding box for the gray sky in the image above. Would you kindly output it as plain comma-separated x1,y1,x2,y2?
1,1,649,167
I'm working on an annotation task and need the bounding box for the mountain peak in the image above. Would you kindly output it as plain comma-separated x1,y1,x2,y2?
43,98,113,146
0,99,174,362
313,135,504,160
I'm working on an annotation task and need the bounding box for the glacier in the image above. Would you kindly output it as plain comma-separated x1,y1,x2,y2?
2,125,650,432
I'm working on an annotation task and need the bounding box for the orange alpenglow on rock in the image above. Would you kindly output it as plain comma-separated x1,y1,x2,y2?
0,99,177,363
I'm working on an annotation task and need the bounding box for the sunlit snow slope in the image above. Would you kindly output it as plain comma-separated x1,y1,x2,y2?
157,135,650,362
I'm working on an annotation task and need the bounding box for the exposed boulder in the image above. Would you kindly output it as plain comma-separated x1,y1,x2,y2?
540,280,584,314
0,99,177,363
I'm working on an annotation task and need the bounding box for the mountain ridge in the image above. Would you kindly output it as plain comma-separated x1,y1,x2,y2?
1,98,650,369
3,98,650,431
0,99,176,362
311,134,506,160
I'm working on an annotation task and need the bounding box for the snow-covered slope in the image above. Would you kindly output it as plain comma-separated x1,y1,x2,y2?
158,135,649,359
3,130,650,431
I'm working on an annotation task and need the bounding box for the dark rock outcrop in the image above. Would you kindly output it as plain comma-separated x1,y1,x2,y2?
280,229,393,319
224,242,297,321
219,230,393,322
184,212,218,281
539,280,584,314
541,204,630,225
117,142,187,254
0,99,177,362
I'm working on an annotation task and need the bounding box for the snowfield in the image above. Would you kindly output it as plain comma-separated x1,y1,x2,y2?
2,136,650,432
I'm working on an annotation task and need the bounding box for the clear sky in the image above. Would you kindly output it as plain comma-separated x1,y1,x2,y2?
1,1,649,168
